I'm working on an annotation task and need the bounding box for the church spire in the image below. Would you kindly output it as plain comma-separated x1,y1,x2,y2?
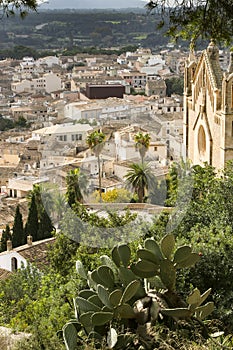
188,46,196,63
207,39,219,61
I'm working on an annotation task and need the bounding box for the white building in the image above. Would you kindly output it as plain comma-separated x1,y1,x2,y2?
64,98,149,122
114,125,167,163
140,63,165,76
11,79,32,94
36,56,61,68
0,237,55,273
151,96,183,114
32,123,93,145
159,118,184,161
11,72,62,94
7,175,49,198
64,101,101,120
19,57,35,74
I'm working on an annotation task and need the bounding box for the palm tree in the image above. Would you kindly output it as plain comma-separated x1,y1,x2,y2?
53,192,67,225
78,171,90,198
86,130,106,201
66,168,83,207
134,132,151,163
124,162,156,203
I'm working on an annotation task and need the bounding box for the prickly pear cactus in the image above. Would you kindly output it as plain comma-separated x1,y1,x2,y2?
63,235,214,350
131,234,201,294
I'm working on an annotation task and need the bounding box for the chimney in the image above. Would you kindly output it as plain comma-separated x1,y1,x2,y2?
7,239,12,251
27,235,33,246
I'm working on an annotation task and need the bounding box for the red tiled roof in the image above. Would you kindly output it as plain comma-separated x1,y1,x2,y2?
0,268,12,280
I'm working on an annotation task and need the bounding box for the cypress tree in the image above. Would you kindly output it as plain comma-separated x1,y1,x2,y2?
38,209,54,241
66,168,83,207
25,193,39,242
0,224,12,252
12,205,25,247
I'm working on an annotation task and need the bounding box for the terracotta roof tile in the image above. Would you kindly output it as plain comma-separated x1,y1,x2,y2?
0,268,12,280
15,237,55,270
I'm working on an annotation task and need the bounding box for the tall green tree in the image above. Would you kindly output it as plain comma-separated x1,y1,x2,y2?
134,132,151,164
48,232,79,278
166,158,194,206
25,193,39,242
165,77,184,96
12,205,25,247
0,224,12,252
66,168,83,207
28,184,53,220
146,0,233,46
124,162,156,203
27,184,55,241
86,130,106,201
37,209,54,241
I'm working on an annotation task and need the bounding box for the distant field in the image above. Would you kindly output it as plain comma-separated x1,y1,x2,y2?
133,34,148,40
103,21,121,24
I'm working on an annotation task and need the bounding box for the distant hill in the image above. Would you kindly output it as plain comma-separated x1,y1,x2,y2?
40,0,145,9
0,10,174,53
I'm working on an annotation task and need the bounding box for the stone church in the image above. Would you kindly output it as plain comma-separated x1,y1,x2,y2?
183,40,233,170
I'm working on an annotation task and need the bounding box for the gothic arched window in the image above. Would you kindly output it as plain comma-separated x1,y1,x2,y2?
198,125,206,155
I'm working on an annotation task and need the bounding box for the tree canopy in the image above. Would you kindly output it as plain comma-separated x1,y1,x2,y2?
134,132,151,163
146,0,233,46
66,168,83,207
12,205,25,247
124,162,156,203
0,224,11,252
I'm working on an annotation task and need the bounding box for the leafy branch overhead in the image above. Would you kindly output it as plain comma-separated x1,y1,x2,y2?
146,0,233,46
0,0,38,18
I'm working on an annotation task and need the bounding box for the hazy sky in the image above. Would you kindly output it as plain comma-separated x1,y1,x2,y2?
39,0,147,9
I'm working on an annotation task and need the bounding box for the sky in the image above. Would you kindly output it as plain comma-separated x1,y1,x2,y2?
39,0,147,9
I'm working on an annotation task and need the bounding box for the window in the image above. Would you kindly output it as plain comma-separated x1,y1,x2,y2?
198,125,206,155
76,134,82,141
214,116,221,125
154,146,158,151
58,135,67,141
